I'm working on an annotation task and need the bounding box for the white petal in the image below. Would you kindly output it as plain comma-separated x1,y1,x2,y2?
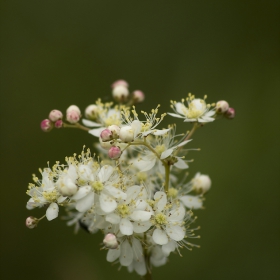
88,127,105,137
152,228,168,245
168,204,185,221
166,225,185,241
133,259,147,276
120,240,133,266
153,128,170,135
154,191,167,212
160,148,173,159
105,213,121,224
98,165,114,182
204,110,215,117
132,238,143,261
133,221,152,233
82,119,102,127
175,102,187,115
162,240,176,256
125,185,142,203
135,199,148,210
136,158,156,172
174,157,189,169
120,218,133,235
99,193,117,213
106,248,120,262
167,112,185,118
177,139,192,147
75,192,95,212
72,186,91,200
46,203,59,221
131,120,142,137
130,210,152,222
104,186,127,200
57,196,67,203
180,195,203,209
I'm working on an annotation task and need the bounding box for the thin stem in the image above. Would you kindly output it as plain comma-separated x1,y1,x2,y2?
185,122,199,141
63,122,90,132
164,164,170,193
144,233,152,280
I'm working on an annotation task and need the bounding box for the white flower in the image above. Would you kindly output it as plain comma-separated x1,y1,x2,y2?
192,172,211,193
169,94,216,123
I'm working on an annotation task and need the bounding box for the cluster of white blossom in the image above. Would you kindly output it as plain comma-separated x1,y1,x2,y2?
26,80,234,278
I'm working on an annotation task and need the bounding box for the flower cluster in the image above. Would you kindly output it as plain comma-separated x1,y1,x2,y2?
25,80,234,278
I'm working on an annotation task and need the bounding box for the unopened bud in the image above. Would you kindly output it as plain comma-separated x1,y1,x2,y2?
192,173,211,193
108,146,122,160
112,80,129,102
54,119,63,128
49,109,63,122
26,216,38,229
100,129,113,142
119,126,135,142
66,105,81,114
224,107,235,119
103,233,118,249
99,137,112,150
85,104,99,120
41,119,53,132
108,125,120,139
216,100,229,114
132,90,145,103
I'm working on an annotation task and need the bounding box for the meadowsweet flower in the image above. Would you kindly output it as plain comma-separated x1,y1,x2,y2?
169,94,216,123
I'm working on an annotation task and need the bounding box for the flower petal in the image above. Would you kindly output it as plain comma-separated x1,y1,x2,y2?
174,157,189,169
104,186,127,200
75,192,95,212
130,210,152,222
152,228,168,245
120,239,133,266
133,221,152,233
82,119,102,127
180,195,203,209
120,218,133,235
98,165,114,182
99,193,117,213
72,186,91,200
88,127,105,137
105,213,121,224
160,148,173,159
166,225,185,241
154,191,167,212
107,248,121,262
46,203,59,221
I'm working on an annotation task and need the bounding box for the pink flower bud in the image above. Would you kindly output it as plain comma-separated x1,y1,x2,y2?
108,146,122,160
111,80,129,88
85,104,98,120
100,129,113,142
103,233,118,249
55,119,63,128
224,107,235,119
40,119,53,132
49,109,63,122
108,125,120,139
26,216,38,229
66,111,81,124
216,100,229,114
132,90,145,103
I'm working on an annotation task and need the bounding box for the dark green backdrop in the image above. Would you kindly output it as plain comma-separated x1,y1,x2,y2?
1,1,279,280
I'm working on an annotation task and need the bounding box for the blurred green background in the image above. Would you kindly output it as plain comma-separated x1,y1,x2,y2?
1,1,279,279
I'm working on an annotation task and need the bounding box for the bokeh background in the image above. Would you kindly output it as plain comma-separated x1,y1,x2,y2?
1,1,279,279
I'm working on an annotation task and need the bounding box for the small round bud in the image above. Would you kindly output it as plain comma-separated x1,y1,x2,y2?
100,129,113,142
216,100,229,114
26,216,38,229
119,126,135,142
132,90,145,103
54,119,63,128
192,173,211,193
49,109,63,122
66,105,81,114
224,107,235,119
99,137,112,150
85,104,99,120
66,105,81,124
108,125,120,139
108,146,122,160
112,80,129,102
103,233,118,249
41,119,53,132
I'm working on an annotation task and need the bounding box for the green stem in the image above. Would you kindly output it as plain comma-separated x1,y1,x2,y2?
164,164,170,193
63,122,90,132
143,233,152,280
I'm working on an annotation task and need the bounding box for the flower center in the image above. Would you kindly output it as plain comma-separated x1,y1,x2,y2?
155,213,168,225
187,99,206,119
167,188,178,199
42,190,58,202
117,204,130,217
155,144,166,155
91,181,104,192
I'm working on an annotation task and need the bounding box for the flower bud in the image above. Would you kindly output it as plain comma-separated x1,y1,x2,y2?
103,233,118,249
100,129,113,142
132,90,145,103
108,125,120,139
192,173,211,193
26,216,38,229
85,104,99,120
57,177,78,197
99,137,112,150
216,100,229,114
224,107,235,119
108,146,122,160
119,126,135,142
54,119,63,128
66,105,81,124
66,105,81,114
40,119,53,132
49,109,63,122
111,80,129,102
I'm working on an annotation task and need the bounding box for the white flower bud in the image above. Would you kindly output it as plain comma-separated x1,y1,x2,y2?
108,146,122,160
99,136,112,150
66,105,81,124
108,125,120,139
40,119,53,132
66,105,81,114
119,126,135,142
26,216,38,229
112,80,129,102
192,173,211,193
85,104,99,120
49,109,63,122
216,100,229,114
132,90,145,103
103,233,118,249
